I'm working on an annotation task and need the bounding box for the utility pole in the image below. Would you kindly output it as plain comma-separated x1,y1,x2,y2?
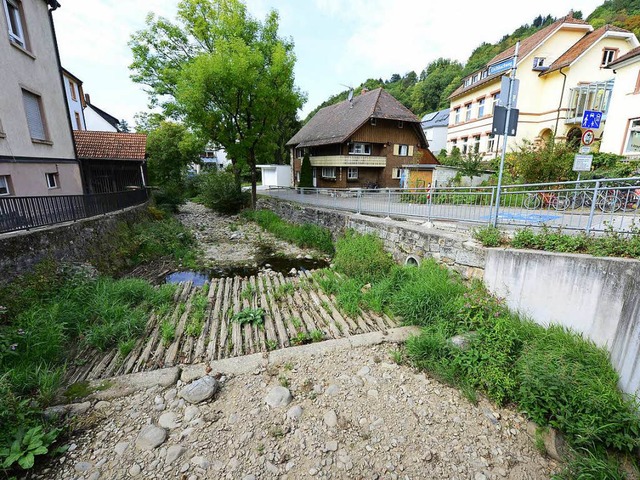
492,42,520,227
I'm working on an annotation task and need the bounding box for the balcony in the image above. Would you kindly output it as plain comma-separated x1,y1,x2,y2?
309,155,386,167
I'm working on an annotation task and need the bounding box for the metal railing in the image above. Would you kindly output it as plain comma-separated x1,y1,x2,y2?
263,177,640,233
0,188,149,234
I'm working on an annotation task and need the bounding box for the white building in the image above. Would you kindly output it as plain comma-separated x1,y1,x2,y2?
61,68,86,130
257,164,292,187
421,108,449,155
83,96,120,132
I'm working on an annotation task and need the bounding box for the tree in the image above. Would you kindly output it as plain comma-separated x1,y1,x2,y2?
411,58,463,115
117,120,130,133
458,152,483,182
298,151,313,187
134,112,165,134
129,0,305,209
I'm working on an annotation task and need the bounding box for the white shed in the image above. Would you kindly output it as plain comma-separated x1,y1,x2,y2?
257,165,292,187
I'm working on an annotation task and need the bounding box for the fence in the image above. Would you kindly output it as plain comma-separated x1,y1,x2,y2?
263,177,640,234
0,188,149,234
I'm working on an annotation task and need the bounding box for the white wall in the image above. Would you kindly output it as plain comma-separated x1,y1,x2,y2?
434,165,492,187
84,106,117,132
259,165,292,187
62,73,85,130
424,126,448,155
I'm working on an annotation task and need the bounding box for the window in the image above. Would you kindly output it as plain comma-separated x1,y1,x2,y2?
464,78,471,87
461,137,468,155
398,121,404,129
392,168,402,179
472,135,481,153
566,79,614,122
532,57,547,71
74,112,82,130
69,79,77,101
450,139,457,152
454,107,460,124
347,167,358,180
481,70,488,79
472,73,479,83
3,0,26,49
635,71,640,95
370,118,377,126
22,89,47,141
348,143,371,155
45,172,58,189
492,92,500,110
487,133,496,152
295,171,300,183
465,103,471,122
478,98,485,117
399,144,408,156
0,175,10,195
321,167,336,179
602,48,616,67
625,119,640,154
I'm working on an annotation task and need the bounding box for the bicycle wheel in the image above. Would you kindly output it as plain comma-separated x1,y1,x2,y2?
621,192,639,211
597,194,622,213
523,194,541,210
552,194,570,211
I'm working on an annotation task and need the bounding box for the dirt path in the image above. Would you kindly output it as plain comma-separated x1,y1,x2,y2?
39,343,557,480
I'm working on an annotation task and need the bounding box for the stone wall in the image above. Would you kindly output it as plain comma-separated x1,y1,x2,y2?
0,204,150,285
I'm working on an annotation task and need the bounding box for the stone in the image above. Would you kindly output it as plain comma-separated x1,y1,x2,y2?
264,386,292,408
325,441,339,452
323,410,338,428
357,366,371,376
448,332,478,350
351,376,364,387
158,411,179,429
129,464,141,476
114,442,129,456
166,445,186,465
179,376,219,404
287,405,303,420
242,475,256,480
93,401,111,411
325,384,340,395
74,461,93,472
135,425,167,450
192,455,210,469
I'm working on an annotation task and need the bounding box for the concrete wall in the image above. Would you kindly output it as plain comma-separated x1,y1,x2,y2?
433,165,492,187
484,249,640,396
0,204,149,285
260,196,640,396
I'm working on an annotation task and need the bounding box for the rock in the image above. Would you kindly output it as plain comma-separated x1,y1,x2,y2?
74,461,93,472
158,411,179,429
94,401,111,411
325,441,339,452
325,384,340,395
166,445,186,465
192,455,210,470
287,405,303,420
184,405,200,422
135,425,167,450
357,366,371,376
129,464,141,476
265,386,292,408
242,475,256,480
351,376,364,387
179,376,219,404
114,441,129,456
323,410,338,428
360,283,372,293
44,405,68,419
448,332,478,350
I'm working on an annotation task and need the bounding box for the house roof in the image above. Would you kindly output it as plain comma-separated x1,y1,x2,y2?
421,108,450,128
61,68,83,85
74,131,147,161
607,45,640,68
542,25,635,75
287,88,423,148
46,0,60,10
86,103,120,130
450,14,590,100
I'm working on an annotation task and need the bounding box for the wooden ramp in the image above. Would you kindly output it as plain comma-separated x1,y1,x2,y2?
65,271,398,383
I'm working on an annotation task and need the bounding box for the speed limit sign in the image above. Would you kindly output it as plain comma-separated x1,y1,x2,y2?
581,129,595,146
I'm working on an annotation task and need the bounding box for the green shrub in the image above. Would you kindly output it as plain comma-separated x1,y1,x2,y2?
200,170,249,214
473,226,503,247
511,228,538,249
333,231,394,283
243,210,334,254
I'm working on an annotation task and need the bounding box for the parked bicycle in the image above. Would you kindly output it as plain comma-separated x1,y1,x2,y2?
523,191,570,210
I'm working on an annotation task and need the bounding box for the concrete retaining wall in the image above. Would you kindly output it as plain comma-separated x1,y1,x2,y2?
260,196,640,396
0,204,150,285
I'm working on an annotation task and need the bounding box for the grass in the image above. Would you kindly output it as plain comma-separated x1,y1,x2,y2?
160,320,176,346
185,286,209,337
232,308,265,327
472,225,504,247
242,209,334,254
319,230,640,471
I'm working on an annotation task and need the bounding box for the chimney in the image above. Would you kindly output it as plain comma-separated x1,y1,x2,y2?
84,93,91,104
567,10,574,19
361,87,369,95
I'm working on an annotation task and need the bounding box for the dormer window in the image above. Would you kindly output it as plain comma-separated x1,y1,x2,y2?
464,78,472,87
472,73,479,83
481,70,488,79
370,118,377,126
602,48,617,66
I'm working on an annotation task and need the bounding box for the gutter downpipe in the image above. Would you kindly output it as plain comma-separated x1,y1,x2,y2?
553,67,568,141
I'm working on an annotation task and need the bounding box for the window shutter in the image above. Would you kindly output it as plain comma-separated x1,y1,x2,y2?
393,144,399,156
22,91,46,140
408,146,414,156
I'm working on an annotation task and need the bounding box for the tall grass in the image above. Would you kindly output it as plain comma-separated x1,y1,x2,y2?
243,209,334,254
333,231,394,283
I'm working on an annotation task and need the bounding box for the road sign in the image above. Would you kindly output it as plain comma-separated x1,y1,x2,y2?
492,106,519,136
488,57,515,76
499,77,519,108
573,154,593,172
579,146,592,154
581,129,595,146
581,110,602,129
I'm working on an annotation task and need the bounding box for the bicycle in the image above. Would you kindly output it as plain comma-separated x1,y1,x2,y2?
523,191,569,211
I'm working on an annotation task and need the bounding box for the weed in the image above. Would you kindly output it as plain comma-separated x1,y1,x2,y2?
291,332,312,346
333,231,394,283
266,339,278,351
161,320,176,346
0,425,62,470
185,291,208,337
290,317,302,329
552,449,626,480
278,375,289,388
118,339,136,358
274,282,295,301
472,226,503,247
232,308,265,326
269,426,285,438
283,362,294,371
241,283,257,301
320,301,332,314
310,330,324,342
256,443,265,454
390,348,404,365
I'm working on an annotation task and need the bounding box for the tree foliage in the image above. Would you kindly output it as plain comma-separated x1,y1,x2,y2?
299,151,313,187
587,0,640,38
129,0,305,209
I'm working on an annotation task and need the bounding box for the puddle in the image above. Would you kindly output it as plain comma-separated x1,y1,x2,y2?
165,256,330,284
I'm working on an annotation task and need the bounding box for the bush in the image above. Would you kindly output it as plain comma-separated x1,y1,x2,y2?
473,226,503,247
333,231,394,283
243,210,334,254
200,170,249,214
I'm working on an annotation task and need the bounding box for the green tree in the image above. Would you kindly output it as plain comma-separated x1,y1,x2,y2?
412,58,463,115
129,0,305,209
298,151,313,188
458,152,484,182
510,140,574,183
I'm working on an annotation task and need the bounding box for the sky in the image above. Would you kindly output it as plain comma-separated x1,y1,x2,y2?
53,0,605,126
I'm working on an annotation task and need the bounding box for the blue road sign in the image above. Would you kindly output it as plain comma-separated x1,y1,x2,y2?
488,57,515,76
581,110,602,129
